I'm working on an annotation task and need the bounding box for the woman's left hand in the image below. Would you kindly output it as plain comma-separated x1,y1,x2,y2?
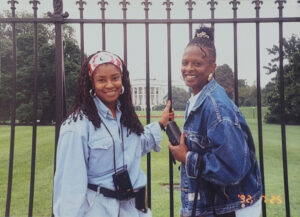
158,100,174,128
168,133,188,163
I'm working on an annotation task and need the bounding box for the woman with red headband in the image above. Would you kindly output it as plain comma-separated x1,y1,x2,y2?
53,51,173,217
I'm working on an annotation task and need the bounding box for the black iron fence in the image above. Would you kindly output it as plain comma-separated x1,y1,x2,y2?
1,0,300,216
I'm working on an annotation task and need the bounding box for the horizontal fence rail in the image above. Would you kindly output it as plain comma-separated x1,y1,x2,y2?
1,0,299,216
1,17,300,23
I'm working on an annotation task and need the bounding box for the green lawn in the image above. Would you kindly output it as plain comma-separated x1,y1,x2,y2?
0,107,299,217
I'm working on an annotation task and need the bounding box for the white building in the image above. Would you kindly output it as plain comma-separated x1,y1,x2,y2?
131,79,188,110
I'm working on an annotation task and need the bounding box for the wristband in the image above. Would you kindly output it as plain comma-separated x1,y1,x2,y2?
159,122,165,131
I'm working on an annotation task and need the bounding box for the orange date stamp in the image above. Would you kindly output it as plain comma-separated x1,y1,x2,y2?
238,194,282,205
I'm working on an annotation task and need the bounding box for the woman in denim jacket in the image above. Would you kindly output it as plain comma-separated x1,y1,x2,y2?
169,26,262,217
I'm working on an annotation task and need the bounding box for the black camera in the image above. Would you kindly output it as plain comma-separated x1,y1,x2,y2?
135,187,148,213
113,169,134,200
166,120,181,146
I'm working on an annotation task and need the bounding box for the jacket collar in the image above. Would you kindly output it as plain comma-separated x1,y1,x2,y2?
186,78,218,117
93,96,121,119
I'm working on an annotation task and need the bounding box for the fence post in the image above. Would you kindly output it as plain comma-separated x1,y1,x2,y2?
252,1,267,216
48,0,68,157
163,1,174,216
48,2,68,215
5,1,18,216
230,0,240,106
142,0,152,208
28,1,40,216
276,1,290,217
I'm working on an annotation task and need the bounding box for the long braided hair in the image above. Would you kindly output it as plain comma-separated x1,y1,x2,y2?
66,51,144,135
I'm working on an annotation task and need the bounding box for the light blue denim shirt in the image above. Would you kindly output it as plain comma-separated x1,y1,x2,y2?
53,97,162,217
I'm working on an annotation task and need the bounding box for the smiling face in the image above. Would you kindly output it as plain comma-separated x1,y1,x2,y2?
93,63,123,110
181,45,216,95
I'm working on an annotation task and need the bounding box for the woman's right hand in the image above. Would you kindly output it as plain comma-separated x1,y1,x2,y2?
158,100,174,128
168,133,188,163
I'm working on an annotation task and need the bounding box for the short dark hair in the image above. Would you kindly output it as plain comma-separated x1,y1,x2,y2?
187,25,216,62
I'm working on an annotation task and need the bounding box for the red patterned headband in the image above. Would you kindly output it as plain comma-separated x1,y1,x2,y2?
88,51,123,79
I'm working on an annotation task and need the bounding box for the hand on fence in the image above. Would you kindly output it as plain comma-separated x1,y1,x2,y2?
159,100,174,128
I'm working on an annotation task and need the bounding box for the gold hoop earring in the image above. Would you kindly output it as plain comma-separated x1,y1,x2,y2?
208,73,213,82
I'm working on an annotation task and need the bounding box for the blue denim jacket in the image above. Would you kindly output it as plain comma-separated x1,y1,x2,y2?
180,79,262,216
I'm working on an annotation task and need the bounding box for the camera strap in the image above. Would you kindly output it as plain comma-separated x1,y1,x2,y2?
191,165,201,217
101,120,125,173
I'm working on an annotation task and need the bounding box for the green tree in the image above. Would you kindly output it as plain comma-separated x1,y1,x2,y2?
214,64,257,106
264,35,300,124
261,81,275,106
153,87,190,111
64,37,82,112
238,79,257,106
0,12,14,122
0,12,81,124
214,64,234,100
169,87,190,110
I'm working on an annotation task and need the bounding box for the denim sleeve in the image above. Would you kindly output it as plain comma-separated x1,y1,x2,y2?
140,122,162,156
53,130,89,217
185,120,251,186
185,151,202,179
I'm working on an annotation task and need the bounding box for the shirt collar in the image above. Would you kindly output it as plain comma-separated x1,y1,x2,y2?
188,78,217,112
189,89,202,104
93,96,121,119
187,89,202,117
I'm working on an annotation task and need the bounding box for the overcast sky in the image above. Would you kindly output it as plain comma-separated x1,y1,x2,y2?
1,0,300,87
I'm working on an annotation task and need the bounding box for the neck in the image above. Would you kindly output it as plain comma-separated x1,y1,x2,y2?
105,102,117,119
192,80,211,95
107,103,117,118
192,85,203,95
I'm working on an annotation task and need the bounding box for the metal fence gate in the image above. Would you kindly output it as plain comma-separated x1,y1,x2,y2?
1,0,300,216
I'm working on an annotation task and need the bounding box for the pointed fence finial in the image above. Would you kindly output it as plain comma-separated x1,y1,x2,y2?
29,0,40,10
142,0,152,11
163,0,174,11
119,0,130,11
275,0,286,10
252,0,263,10
76,0,86,11
185,0,196,11
207,0,218,11
229,0,240,10
7,0,19,11
98,0,108,12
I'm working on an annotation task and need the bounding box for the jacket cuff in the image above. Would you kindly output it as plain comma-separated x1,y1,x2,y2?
185,151,202,178
146,122,162,152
